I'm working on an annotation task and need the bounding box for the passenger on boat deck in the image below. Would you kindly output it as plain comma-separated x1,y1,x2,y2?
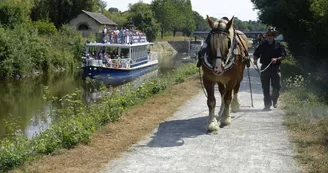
120,28,124,44
91,51,96,59
104,53,112,67
98,52,104,60
109,30,113,43
101,26,108,43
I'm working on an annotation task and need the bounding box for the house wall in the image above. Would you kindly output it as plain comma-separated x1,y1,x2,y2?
69,13,101,33
69,13,118,38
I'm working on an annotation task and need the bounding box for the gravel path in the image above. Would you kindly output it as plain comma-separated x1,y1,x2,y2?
101,64,300,173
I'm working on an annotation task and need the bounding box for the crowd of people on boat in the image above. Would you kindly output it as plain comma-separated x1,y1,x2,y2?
85,49,129,68
101,26,147,44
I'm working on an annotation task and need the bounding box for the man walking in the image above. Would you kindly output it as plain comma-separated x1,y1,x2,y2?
253,27,286,111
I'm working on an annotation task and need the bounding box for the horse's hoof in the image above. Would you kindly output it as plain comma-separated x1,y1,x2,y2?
231,103,240,113
206,129,219,134
219,123,230,128
207,122,219,132
220,118,231,128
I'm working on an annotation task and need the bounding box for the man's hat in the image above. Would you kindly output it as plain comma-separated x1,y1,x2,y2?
266,26,279,36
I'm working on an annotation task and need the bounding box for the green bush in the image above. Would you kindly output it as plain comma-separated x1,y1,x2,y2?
0,23,84,79
28,21,57,35
0,1,28,29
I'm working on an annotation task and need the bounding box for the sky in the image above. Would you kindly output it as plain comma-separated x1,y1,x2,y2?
103,0,259,21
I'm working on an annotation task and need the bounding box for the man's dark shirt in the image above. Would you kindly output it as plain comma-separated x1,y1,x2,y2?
253,40,286,66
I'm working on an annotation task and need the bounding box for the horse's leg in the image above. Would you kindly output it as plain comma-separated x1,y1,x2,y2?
203,77,219,132
220,83,233,127
218,83,225,119
231,82,241,113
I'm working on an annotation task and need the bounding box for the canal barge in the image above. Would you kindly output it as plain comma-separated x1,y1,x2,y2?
82,36,158,85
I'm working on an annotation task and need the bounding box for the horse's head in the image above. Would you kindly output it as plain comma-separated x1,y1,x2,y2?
206,15,235,74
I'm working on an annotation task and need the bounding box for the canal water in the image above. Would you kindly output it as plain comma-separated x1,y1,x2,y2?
0,53,194,140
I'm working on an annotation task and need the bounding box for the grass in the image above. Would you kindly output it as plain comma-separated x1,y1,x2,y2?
156,36,195,42
280,52,328,173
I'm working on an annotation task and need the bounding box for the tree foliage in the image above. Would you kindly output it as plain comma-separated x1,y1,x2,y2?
234,18,267,31
127,2,159,41
0,0,31,29
152,0,195,37
103,11,129,28
30,0,106,28
251,0,328,61
108,7,119,13
151,0,176,38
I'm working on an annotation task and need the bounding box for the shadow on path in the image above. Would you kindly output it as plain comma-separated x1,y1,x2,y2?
139,107,265,148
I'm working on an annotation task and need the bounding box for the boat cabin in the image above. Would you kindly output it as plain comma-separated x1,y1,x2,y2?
82,42,154,69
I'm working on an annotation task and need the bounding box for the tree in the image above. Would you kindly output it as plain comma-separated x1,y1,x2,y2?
0,0,32,29
193,11,209,31
151,0,175,38
108,7,119,13
180,0,195,36
30,0,107,28
251,0,317,56
128,2,159,41
103,10,129,28
170,0,185,37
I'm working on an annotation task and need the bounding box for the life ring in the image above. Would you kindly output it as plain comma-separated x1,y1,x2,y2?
113,60,120,68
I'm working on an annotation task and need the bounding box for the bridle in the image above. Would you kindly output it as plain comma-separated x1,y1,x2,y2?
208,27,233,61
206,27,237,72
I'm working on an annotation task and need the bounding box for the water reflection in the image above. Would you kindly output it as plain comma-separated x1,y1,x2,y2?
0,52,191,140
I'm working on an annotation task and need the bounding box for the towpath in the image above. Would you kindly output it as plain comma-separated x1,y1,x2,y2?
100,62,300,173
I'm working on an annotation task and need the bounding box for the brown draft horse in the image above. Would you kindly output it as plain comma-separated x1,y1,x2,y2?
202,16,248,132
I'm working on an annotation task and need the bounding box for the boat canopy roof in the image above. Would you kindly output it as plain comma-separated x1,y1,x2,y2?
85,42,154,48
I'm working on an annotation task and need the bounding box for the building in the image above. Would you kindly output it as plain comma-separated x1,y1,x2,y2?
69,10,118,37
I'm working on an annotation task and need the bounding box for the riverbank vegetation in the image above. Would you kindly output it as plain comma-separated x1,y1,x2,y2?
251,1,328,172
0,0,88,79
0,63,198,172
279,46,328,173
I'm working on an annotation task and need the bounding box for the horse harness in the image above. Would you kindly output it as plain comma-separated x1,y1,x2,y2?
197,29,250,74
197,28,253,107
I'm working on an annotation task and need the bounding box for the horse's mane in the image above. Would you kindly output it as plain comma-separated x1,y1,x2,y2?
210,19,231,57
235,30,248,57
210,19,248,58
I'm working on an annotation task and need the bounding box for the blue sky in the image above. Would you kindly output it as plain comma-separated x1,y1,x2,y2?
103,0,259,21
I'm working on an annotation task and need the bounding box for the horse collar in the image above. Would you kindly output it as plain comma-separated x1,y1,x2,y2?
201,30,238,74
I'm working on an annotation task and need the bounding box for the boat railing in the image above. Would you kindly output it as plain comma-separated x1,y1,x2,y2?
110,59,131,68
83,52,158,69
84,59,104,67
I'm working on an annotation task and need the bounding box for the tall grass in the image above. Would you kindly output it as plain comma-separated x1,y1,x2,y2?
280,43,328,173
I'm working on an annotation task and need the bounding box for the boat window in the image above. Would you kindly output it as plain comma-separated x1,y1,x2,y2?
131,48,134,60
135,47,139,58
121,48,129,59
137,47,140,58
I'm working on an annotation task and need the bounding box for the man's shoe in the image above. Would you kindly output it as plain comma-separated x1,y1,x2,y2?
272,100,278,108
273,102,278,108
262,107,271,111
